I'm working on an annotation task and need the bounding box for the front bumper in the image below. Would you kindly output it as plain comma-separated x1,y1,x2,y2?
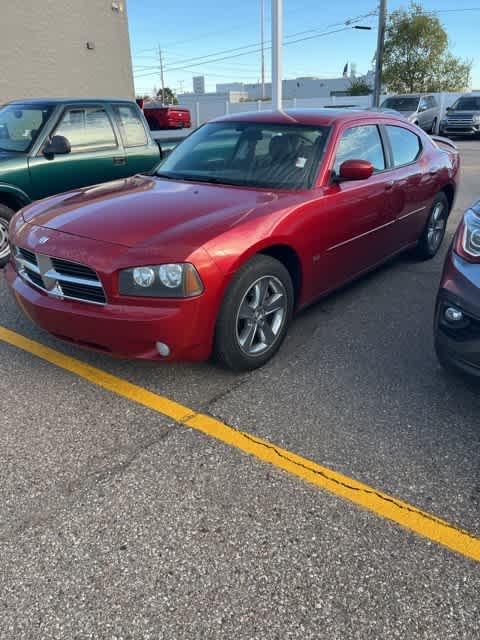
5,263,213,361
440,123,480,136
434,251,480,376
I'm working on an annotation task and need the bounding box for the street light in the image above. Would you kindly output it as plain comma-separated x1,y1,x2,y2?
353,25,372,30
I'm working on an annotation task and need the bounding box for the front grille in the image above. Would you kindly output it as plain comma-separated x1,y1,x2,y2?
60,281,106,304
50,257,98,282
18,247,37,265
446,116,474,126
13,246,106,305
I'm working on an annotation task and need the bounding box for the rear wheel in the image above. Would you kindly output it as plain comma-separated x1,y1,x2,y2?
214,255,294,371
430,117,438,134
0,204,15,267
414,192,449,260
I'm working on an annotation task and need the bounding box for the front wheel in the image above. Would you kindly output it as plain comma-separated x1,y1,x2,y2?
414,193,449,260
0,204,15,267
214,255,294,371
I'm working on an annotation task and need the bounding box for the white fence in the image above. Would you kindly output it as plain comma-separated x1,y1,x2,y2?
179,93,464,129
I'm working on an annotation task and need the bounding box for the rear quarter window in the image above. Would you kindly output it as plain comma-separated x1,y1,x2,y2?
386,125,422,167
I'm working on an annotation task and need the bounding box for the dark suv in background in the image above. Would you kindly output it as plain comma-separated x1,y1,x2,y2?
439,94,480,138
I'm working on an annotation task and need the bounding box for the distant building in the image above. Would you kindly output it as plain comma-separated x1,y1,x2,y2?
216,73,373,101
1,0,134,104
193,76,206,95
178,91,249,105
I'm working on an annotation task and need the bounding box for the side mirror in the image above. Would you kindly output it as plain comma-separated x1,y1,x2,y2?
43,135,71,158
419,104,427,112
446,106,452,112
338,159,374,181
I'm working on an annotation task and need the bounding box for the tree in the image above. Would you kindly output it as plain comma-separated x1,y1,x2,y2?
156,87,179,105
346,78,372,96
382,2,471,93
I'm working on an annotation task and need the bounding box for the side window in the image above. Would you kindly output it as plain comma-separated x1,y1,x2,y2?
113,104,148,147
333,125,385,174
53,107,117,153
386,125,422,167
427,96,437,108
419,97,428,111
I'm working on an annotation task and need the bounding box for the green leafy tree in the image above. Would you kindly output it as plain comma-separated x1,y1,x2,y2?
156,87,179,105
382,2,471,93
346,78,372,96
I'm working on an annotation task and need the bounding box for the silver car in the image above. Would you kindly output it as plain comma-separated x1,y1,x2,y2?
380,94,440,133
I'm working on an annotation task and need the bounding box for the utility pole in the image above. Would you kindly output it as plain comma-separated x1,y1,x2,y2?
260,0,265,100
271,0,282,110
373,0,387,107
158,45,166,104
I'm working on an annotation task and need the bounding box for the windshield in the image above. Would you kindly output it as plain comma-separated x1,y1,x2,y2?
0,104,53,152
450,97,480,111
380,97,419,112
157,122,330,190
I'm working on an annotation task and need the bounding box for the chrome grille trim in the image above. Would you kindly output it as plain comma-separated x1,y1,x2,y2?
13,246,106,306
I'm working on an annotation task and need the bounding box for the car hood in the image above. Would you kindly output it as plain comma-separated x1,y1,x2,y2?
446,110,479,117
21,175,280,249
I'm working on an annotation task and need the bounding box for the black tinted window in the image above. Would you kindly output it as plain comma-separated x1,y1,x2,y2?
451,97,480,111
334,125,385,173
386,125,421,166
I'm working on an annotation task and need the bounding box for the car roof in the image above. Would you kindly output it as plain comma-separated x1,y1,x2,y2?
5,97,135,106
212,108,407,127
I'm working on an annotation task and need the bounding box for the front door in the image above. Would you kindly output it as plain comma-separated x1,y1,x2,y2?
312,123,397,296
28,105,126,200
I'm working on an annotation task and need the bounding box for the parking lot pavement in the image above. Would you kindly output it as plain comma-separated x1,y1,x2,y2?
1,140,479,638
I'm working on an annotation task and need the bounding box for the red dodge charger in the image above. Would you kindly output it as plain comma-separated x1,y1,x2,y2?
6,110,460,370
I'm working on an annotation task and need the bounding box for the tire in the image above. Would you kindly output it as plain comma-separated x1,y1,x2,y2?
214,255,294,371
0,203,15,267
414,192,449,260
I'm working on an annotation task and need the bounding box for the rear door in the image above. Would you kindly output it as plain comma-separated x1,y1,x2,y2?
111,103,160,175
383,124,435,246
313,123,398,295
28,104,126,199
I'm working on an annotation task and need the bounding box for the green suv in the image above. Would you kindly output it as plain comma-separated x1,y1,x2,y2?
0,98,161,265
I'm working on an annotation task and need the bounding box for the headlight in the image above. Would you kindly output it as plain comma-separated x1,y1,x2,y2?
461,210,480,259
119,263,204,297
472,115,480,125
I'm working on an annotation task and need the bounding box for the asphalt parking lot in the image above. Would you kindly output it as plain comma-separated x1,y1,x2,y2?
0,140,479,639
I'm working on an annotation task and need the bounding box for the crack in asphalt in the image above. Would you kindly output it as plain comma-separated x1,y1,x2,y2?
0,426,174,542
199,410,480,544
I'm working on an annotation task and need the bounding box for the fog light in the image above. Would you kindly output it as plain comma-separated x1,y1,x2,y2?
156,341,170,357
444,307,464,323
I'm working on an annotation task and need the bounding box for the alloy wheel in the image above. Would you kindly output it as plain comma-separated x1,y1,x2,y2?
427,202,446,253
235,275,287,356
0,217,10,261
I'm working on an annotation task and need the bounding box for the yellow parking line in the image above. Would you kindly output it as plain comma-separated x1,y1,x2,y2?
0,325,479,563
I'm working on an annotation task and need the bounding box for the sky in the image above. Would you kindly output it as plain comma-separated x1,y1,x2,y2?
127,1,480,96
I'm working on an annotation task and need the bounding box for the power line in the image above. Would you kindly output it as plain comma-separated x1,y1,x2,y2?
132,9,377,75
134,18,377,79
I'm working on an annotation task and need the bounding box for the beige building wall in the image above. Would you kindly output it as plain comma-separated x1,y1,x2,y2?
0,0,134,104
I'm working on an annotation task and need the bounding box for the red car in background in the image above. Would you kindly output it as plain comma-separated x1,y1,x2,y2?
6,109,459,371
143,104,191,130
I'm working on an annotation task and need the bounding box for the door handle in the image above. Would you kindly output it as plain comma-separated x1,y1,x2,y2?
384,180,394,191
113,156,126,166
